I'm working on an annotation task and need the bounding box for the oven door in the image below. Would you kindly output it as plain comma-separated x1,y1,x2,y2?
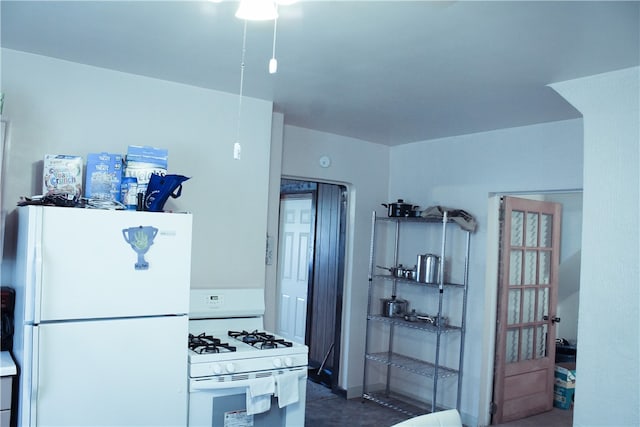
188,368,307,427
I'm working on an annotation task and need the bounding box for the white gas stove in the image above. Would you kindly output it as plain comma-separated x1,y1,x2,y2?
188,288,308,427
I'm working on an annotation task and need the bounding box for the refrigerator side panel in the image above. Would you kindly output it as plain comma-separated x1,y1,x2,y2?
34,206,192,320
34,316,188,427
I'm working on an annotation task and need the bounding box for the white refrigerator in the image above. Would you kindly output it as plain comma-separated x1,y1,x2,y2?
12,206,193,427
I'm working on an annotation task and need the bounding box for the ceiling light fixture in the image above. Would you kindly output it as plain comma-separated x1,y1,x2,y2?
235,0,297,21
235,0,278,21
234,0,297,71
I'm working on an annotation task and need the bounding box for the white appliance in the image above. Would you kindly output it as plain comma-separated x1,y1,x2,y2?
12,206,193,427
188,288,308,427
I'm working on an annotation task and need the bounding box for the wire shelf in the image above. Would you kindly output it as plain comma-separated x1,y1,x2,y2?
367,315,461,333
362,391,452,416
372,274,465,288
365,352,459,379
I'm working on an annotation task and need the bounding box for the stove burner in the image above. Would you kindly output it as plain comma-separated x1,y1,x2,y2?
189,333,236,354
228,330,293,349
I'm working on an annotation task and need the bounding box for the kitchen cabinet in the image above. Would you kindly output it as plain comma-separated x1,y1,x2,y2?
362,210,471,415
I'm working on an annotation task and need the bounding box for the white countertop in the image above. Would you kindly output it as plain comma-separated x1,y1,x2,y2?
0,351,16,376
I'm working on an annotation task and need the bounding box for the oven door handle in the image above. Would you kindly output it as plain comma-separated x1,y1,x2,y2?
189,370,306,392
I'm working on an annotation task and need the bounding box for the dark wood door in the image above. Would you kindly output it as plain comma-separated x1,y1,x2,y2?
308,183,345,385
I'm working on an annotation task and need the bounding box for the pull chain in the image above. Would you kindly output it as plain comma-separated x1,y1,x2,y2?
234,20,248,160
269,5,278,74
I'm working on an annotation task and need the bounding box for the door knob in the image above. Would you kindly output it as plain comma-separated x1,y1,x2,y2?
543,315,561,324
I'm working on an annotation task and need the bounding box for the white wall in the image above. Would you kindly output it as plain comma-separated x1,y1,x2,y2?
551,67,639,427
0,49,274,289
278,125,390,396
388,118,584,425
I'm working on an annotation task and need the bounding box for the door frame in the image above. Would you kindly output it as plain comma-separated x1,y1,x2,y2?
478,190,582,426
276,178,347,391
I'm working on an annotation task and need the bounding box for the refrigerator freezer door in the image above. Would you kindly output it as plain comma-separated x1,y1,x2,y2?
19,206,192,321
23,316,188,427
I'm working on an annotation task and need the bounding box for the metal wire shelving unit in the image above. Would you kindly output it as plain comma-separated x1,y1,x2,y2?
362,211,471,416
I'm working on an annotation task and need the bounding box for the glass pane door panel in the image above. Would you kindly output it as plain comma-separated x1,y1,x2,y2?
526,213,539,246
539,251,551,284
509,250,522,285
510,211,524,246
506,329,519,363
536,287,549,321
508,289,521,325
541,214,552,248
524,250,538,284
521,327,535,361
536,324,548,358
523,288,536,323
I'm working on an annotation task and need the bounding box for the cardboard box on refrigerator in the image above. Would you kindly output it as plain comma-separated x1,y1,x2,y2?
123,145,168,195
43,154,83,197
85,152,123,201
553,362,576,410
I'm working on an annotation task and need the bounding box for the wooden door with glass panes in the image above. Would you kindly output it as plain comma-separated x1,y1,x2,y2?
492,196,562,424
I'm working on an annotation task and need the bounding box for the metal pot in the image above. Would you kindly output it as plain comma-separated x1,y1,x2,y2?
417,254,440,283
376,264,405,278
381,296,408,318
402,267,417,280
381,199,418,217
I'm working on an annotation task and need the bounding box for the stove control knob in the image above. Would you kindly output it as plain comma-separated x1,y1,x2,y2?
273,358,282,368
284,357,293,367
225,363,235,373
212,364,222,375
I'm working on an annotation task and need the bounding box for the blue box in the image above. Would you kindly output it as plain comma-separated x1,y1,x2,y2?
85,152,123,201
553,363,576,410
124,145,168,195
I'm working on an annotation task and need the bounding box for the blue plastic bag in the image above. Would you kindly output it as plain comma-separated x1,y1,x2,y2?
143,174,190,212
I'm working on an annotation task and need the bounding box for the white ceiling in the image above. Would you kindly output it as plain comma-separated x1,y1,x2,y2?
1,1,638,145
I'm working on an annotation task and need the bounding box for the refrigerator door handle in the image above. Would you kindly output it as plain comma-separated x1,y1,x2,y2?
33,238,43,324
24,206,44,324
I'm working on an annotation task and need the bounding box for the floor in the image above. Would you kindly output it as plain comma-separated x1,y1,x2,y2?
493,407,573,427
304,380,573,427
305,380,410,427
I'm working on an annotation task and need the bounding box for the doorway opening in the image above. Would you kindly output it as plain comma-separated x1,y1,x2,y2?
488,191,582,425
276,178,347,391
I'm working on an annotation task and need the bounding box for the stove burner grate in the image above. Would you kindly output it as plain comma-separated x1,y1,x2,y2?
228,330,293,349
189,333,236,354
